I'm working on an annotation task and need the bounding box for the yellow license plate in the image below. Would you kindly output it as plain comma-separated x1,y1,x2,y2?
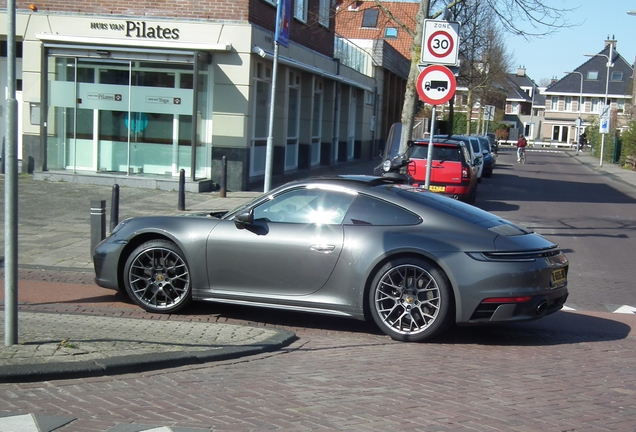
429,185,446,193
551,268,567,288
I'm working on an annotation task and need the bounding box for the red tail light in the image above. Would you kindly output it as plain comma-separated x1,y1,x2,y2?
482,296,532,303
462,166,469,179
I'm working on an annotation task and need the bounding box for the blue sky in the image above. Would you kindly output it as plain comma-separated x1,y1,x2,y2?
505,1,636,85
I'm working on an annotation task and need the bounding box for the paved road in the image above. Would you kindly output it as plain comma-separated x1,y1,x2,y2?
480,148,636,313
1,150,636,431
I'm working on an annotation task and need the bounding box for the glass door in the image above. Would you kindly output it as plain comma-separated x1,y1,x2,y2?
47,56,196,177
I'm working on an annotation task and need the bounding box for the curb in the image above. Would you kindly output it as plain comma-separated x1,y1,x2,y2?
0,328,297,383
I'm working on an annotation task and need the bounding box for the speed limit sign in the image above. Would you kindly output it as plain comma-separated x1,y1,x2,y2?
421,20,460,66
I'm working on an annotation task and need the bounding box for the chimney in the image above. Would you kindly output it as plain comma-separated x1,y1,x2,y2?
605,35,617,50
517,66,526,77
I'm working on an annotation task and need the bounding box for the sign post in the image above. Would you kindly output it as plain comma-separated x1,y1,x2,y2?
416,65,457,190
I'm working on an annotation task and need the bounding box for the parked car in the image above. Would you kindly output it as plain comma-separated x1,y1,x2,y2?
474,135,496,178
436,135,483,182
94,176,569,342
406,138,478,203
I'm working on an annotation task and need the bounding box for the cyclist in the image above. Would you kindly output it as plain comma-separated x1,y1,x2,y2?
516,134,528,163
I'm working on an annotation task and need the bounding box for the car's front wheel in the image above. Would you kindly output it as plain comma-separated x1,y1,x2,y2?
369,257,453,342
124,239,192,313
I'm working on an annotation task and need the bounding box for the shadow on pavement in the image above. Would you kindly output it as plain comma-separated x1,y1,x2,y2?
439,310,631,346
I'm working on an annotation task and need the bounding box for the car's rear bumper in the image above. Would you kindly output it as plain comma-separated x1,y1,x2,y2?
466,287,569,323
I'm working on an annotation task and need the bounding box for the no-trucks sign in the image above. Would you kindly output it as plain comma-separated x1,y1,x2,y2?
416,65,457,105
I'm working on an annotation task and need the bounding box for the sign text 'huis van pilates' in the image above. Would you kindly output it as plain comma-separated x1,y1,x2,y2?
90,21,180,40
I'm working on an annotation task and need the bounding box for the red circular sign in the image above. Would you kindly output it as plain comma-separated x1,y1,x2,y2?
416,65,456,105
427,30,454,59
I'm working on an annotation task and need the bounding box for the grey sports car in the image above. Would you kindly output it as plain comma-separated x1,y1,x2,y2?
93,175,569,342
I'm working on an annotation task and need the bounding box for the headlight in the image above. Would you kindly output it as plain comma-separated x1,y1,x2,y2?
110,218,131,236
382,159,392,172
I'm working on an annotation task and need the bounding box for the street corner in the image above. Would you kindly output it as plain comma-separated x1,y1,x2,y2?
0,312,298,383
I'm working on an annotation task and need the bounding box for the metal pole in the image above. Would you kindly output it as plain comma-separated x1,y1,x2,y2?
263,42,280,193
110,184,120,234
90,200,106,259
220,155,227,198
4,0,18,346
178,169,186,211
600,46,613,167
424,106,436,190
577,73,582,155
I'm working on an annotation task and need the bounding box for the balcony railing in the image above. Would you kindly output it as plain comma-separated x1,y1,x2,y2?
334,38,372,76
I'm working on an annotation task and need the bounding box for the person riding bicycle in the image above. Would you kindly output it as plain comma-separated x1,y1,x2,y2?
516,134,528,163
578,131,587,153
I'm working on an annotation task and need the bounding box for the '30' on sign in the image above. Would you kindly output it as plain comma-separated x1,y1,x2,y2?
420,20,460,66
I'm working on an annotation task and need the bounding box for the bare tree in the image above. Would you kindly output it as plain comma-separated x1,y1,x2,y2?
398,0,575,152
452,1,511,135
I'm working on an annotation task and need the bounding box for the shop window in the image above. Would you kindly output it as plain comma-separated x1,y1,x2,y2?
0,41,22,58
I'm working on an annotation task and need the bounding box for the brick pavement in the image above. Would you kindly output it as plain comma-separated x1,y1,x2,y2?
1,311,636,431
1,151,636,430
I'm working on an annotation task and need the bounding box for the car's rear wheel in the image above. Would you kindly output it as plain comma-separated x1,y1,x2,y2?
369,257,453,342
124,239,192,313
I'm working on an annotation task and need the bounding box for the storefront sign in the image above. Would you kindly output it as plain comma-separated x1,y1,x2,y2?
87,93,122,102
147,96,181,105
90,20,180,40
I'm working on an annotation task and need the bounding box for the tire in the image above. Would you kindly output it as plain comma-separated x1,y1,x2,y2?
368,257,454,342
124,239,192,313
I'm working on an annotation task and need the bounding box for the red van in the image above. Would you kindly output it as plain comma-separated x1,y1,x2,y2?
407,138,478,204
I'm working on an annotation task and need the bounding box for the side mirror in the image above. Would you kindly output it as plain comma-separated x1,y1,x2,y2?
407,140,415,148
234,209,254,229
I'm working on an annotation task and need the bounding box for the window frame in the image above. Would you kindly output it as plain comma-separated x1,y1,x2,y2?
361,8,379,28
294,0,308,23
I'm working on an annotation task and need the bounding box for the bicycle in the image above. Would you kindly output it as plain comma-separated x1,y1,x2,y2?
517,147,526,164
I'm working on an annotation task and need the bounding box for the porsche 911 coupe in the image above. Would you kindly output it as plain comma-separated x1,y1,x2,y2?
93,175,569,342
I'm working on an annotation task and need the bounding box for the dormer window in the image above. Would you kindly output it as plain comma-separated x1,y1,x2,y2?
587,70,598,80
361,9,379,28
384,28,398,38
611,71,623,81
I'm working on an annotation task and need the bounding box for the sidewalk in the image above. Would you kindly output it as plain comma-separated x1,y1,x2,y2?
0,159,378,382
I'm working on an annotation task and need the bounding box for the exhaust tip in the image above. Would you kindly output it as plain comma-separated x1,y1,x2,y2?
536,301,548,315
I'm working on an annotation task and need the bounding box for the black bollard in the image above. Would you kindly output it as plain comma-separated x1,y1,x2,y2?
1,138,4,175
110,184,119,234
90,200,106,257
220,155,227,198
178,169,186,211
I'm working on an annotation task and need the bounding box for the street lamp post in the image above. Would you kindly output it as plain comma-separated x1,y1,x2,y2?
564,71,583,154
584,47,613,167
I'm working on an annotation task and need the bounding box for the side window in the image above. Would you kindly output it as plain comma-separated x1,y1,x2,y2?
344,195,421,226
252,188,355,225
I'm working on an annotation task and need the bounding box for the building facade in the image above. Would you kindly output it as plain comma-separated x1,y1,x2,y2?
1,0,379,191
502,67,545,141
543,39,634,145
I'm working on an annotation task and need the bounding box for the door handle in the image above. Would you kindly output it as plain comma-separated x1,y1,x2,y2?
310,244,336,253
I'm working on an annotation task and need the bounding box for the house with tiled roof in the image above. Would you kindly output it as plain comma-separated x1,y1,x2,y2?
542,38,634,145
335,0,418,59
334,0,417,141
502,67,546,141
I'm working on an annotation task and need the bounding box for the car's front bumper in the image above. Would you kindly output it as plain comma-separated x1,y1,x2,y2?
93,239,125,291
